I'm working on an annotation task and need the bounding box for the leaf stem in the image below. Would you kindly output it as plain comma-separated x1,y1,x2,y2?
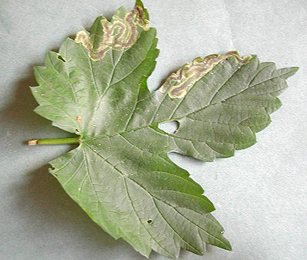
28,137,80,146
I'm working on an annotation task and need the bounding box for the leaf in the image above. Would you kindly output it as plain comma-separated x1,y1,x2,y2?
30,0,298,258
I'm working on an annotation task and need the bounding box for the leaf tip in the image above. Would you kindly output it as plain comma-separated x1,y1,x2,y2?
289,66,299,76
277,66,300,80
225,241,233,251
135,0,149,20
214,233,232,251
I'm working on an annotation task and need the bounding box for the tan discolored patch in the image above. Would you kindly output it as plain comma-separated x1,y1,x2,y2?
160,51,252,98
76,115,82,122
75,5,150,61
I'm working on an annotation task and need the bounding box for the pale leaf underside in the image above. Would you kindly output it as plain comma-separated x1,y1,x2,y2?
31,1,298,258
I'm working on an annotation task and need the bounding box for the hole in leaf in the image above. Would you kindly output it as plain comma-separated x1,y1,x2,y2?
158,120,179,134
147,219,153,224
57,55,66,62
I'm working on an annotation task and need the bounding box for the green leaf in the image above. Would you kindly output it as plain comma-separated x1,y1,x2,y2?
152,56,298,161
30,0,298,258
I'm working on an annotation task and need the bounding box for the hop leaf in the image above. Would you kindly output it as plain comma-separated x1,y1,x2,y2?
30,0,298,258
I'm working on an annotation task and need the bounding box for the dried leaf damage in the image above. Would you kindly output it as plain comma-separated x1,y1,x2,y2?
75,5,150,61
160,51,251,98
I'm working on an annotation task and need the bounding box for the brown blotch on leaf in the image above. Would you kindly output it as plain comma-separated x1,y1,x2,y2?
74,6,150,61
160,51,252,98
76,115,82,122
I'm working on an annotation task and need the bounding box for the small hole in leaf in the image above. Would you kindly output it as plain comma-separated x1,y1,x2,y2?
57,55,66,62
158,120,179,134
147,219,153,224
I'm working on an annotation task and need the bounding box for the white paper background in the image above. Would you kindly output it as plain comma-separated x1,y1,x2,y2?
1,0,306,259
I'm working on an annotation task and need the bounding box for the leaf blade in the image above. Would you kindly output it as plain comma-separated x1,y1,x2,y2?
50,129,230,257
30,0,298,258
154,55,298,161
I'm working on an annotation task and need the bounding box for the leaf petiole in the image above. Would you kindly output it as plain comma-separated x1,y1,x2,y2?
28,137,80,146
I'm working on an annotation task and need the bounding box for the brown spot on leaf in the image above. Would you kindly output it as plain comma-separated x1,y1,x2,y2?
76,115,82,122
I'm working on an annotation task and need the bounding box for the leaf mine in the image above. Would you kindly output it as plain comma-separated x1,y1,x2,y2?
75,5,150,61
160,51,251,98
